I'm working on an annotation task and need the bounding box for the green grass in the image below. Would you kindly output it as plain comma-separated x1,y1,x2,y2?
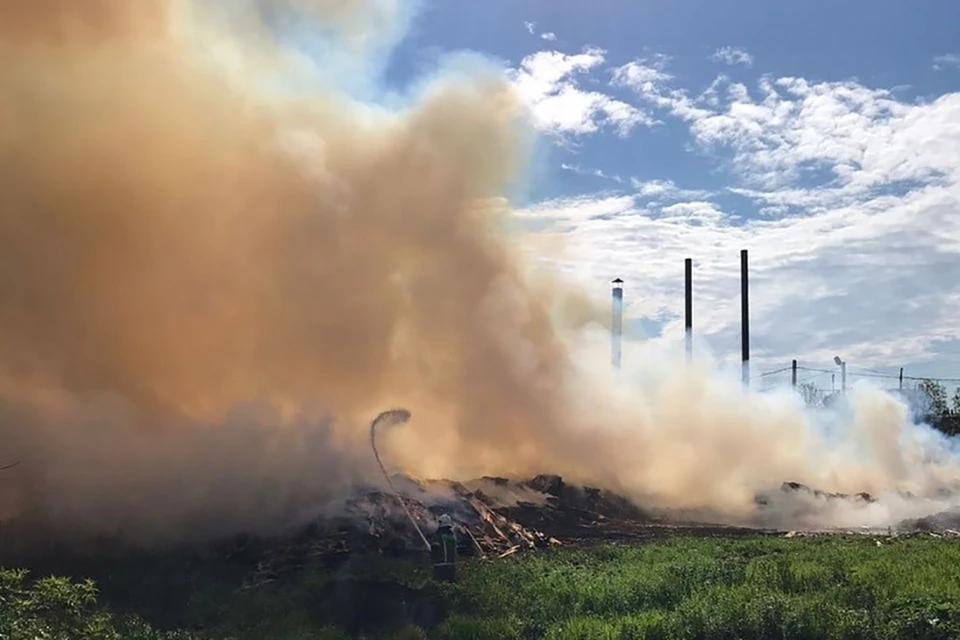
5,535,960,639
441,536,960,640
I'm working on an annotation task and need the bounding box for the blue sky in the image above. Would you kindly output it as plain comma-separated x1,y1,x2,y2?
322,0,960,392
385,0,960,200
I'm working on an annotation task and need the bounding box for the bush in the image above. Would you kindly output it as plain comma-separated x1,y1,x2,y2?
0,568,200,640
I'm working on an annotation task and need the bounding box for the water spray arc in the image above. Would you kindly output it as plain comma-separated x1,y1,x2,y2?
369,408,431,551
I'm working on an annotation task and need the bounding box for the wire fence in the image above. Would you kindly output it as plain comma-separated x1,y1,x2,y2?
751,364,960,387
795,366,960,385
748,361,960,418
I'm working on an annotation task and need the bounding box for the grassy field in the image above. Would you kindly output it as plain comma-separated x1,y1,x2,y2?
3,534,960,639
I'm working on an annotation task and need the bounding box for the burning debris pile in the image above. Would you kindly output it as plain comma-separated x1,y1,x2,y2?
234,474,777,588
323,476,560,557
4,469,959,592
754,481,960,534
897,508,960,534
487,474,667,544
232,474,960,587
774,482,876,504
236,476,561,588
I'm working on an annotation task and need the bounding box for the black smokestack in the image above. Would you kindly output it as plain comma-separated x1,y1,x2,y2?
741,249,749,387
611,278,623,370
685,258,692,363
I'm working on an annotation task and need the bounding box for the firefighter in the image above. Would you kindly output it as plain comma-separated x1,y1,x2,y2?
431,513,457,582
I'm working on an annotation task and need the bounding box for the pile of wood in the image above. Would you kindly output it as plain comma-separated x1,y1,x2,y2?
233,474,960,589
236,478,563,589
235,473,793,588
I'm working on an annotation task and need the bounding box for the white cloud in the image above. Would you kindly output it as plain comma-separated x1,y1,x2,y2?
631,178,712,202
523,21,558,42
700,81,959,195
515,194,637,224
611,58,712,121
516,66,960,380
511,48,656,137
561,163,624,183
614,63,960,196
611,55,673,94
933,54,960,71
710,46,754,68
660,201,726,223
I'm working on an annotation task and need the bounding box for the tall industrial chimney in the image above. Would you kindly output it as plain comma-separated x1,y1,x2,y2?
612,278,623,371
684,258,693,363
740,249,750,387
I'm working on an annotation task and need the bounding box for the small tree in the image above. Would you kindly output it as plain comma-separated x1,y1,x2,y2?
917,379,949,416
952,387,960,416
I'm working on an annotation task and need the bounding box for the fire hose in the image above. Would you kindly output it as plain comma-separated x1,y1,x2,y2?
369,408,432,551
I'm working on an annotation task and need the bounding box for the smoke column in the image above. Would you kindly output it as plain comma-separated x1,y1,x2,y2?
0,0,956,544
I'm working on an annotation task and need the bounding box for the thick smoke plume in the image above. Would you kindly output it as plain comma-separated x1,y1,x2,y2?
0,0,956,544
0,0,594,542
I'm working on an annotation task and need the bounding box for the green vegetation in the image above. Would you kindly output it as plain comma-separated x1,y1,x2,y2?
0,568,198,639
447,536,960,640
4,535,960,639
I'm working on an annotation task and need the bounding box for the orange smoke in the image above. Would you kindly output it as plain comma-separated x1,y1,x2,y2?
0,0,603,541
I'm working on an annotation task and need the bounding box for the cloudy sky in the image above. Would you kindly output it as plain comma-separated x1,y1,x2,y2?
374,0,960,391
